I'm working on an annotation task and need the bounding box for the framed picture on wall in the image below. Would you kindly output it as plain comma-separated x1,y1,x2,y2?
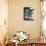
24,7,34,20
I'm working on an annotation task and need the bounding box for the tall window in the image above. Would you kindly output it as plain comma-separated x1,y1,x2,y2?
41,0,46,40
43,0,46,39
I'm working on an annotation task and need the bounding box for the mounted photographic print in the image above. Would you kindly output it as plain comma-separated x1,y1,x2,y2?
24,7,34,20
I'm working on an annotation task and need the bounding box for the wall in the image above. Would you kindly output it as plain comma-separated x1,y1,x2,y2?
8,0,41,39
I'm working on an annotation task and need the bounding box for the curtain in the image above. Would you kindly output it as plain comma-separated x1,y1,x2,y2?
0,0,8,45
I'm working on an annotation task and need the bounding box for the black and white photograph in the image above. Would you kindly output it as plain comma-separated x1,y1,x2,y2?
24,7,34,20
